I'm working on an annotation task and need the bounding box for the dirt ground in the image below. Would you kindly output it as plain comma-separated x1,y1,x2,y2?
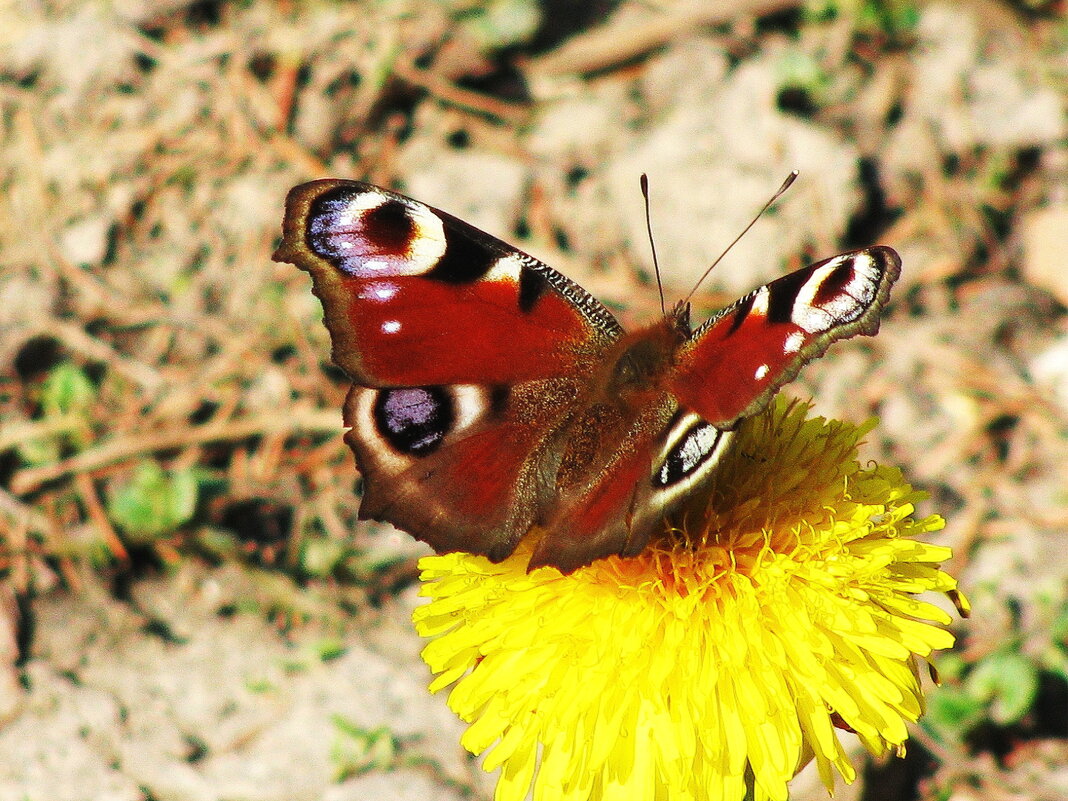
1,1,1067,800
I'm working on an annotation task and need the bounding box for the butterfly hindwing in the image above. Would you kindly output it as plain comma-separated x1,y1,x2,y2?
344,379,579,561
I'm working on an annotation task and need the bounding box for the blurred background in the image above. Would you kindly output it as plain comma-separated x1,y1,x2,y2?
1,1,1066,799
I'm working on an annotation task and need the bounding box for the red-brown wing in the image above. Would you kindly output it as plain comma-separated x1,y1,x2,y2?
274,179,622,387
669,247,901,428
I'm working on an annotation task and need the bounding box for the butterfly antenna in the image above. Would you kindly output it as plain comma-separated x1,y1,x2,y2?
682,170,799,305
640,173,667,319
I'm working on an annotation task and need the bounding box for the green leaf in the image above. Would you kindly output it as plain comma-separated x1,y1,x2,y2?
330,719,398,781
776,50,831,97
245,676,277,694
314,638,347,662
19,362,97,460
803,0,919,37
17,435,61,468
300,537,347,578
967,650,1040,725
194,526,240,558
41,362,96,417
107,461,199,540
457,0,541,51
923,685,986,743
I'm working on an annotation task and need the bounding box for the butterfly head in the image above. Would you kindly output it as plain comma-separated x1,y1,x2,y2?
668,300,692,337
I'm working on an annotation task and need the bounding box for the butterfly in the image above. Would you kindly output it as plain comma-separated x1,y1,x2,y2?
274,179,901,574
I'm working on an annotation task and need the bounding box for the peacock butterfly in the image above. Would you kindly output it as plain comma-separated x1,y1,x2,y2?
274,179,900,574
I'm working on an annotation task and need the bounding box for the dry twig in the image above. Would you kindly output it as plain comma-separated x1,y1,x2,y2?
392,59,529,123
11,409,344,495
525,0,799,78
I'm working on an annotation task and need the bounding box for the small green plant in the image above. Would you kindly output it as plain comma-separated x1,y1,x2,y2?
41,361,96,418
926,592,1068,744
299,535,350,578
456,0,541,51
106,460,199,542
804,0,920,40
244,676,277,694
18,362,97,465
775,49,833,110
330,719,399,781
314,638,348,662
925,650,1035,743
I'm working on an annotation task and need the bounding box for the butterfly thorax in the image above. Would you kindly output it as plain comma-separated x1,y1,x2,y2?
555,321,684,490
606,319,687,400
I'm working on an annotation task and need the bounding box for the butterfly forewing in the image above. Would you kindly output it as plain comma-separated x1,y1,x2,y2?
670,247,901,429
275,179,622,388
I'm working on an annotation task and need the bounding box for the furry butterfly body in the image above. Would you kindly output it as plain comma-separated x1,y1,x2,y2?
275,179,900,573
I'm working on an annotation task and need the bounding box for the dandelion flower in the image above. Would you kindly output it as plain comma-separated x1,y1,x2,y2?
413,397,967,801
